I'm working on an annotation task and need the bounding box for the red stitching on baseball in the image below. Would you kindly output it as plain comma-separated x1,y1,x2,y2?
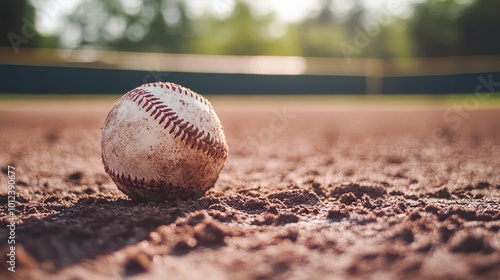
123,82,227,160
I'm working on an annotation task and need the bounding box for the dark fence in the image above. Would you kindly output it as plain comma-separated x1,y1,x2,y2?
0,64,498,95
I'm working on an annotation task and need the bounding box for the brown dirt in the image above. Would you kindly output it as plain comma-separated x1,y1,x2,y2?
0,99,499,280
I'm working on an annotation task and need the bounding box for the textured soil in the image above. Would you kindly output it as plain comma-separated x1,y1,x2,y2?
0,98,499,280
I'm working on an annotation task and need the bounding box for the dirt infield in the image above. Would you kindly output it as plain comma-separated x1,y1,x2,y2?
1,98,499,279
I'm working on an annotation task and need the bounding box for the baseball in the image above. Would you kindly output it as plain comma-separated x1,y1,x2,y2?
101,82,228,201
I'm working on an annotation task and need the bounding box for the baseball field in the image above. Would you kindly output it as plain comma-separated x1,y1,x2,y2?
1,94,500,279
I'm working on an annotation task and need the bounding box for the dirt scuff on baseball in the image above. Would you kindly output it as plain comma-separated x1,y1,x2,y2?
101,82,228,201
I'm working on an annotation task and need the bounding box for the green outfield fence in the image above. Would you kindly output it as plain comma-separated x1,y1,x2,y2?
1,48,499,95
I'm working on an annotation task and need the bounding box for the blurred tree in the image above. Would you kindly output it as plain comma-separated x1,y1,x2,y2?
60,0,193,53
409,0,500,57
218,1,268,55
410,0,464,56
300,0,342,57
457,0,500,56
298,0,359,57
111,0,194,53
191,1,287,56
0,0,39,51
363,17,413,59
189,2,257,55
20,0,500,58
387,20,413,58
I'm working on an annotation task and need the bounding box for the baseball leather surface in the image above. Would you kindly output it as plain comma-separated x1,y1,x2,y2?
101,82,228,201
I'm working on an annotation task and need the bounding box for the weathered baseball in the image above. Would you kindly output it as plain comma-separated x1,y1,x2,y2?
101,82,228,201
